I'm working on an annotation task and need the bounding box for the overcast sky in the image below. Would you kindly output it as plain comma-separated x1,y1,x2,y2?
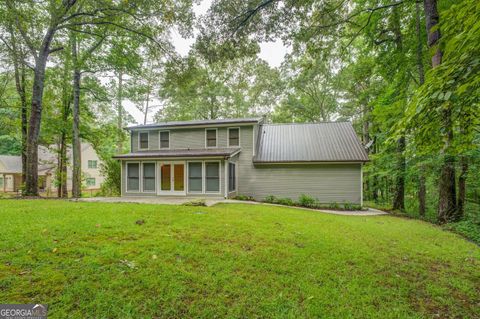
124,0,289,124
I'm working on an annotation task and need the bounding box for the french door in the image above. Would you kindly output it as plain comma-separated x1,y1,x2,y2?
158,161,186,195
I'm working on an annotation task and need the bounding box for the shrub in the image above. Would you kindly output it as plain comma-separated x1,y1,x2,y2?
182,199,207,206
276,198,294,206
329,202,340,210
264,195,277,203
234,195,255,201
98,158,121,196
298,194,316,207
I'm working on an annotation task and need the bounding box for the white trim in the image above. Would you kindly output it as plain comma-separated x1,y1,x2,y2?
224,161,228,198
138,131,150,150
253,161,368,165
205,128,218,148
187,161,204,194
360,163,363,207
227,127,241,148
158,161,186,195
159,130,170,149
205,160,221,194
126,161,141,193
142,162,157,193
128,122,259,131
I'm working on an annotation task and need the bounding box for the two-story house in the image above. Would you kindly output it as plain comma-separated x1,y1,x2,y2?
114,118,369,205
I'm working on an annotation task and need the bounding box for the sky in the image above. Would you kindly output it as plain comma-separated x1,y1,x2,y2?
124,0,290,124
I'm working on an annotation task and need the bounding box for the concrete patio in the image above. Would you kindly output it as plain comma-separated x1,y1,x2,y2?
76,196,387,216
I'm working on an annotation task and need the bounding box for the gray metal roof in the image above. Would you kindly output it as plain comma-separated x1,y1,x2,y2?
254,122,369,163
127,118,263,130
113,148,241,159
0,154,55,173
0,155,22,173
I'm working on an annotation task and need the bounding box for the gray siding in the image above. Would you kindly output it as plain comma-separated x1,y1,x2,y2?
242,163,362,204
131,127,237,152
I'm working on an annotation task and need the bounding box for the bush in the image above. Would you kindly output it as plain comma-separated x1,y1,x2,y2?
264,195,277,203
329,202,340,210
298,194,316,207
276,197,294,206
182,199,207,206
234,195,255,201
98,158,121,196
444,220,480,245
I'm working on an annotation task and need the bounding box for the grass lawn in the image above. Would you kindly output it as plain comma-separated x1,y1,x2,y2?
0,200,479,318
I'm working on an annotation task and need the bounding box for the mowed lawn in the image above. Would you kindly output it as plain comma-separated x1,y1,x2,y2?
0,200,479,318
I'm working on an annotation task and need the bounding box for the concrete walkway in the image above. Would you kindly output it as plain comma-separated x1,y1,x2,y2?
76,197,387,216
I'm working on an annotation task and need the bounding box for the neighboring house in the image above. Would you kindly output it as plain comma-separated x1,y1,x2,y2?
114,118,369,204
0,142,104,193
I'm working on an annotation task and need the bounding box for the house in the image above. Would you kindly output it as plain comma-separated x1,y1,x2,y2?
113,118,369,205
0,142,104,193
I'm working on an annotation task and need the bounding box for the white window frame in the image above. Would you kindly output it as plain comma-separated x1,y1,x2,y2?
142,161,157,193
87,160,97,169
187,161,204,194
205,128,218,148
159,130,170,149
86,177,96,187
138,131,149,150
126,161,141,193
227,127,241,147
205,160,221,194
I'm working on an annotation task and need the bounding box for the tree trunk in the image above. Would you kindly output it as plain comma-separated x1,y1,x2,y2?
456,156,468,221
117,71,124,153
393,136,406,211
424,0,456,222
391,7,405,211
416,0,426,217
8,25,28,185
25,52,50,196
72,34,82,198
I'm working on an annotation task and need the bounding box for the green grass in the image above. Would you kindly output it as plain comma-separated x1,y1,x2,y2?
0,200,479,318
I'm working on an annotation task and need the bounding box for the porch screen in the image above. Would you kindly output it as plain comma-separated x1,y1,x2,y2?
228,162,236,192
188,162,202,192
206,162,220,192
127,163,140,191
143,163,156,192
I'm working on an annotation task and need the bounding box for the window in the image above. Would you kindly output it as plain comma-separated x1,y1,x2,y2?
127,163,140,191
188,162,202,192
86,178,96,187
139,132,149,149
228,162,236,192
228,128,240,147
88,160,97,169
205,129,217,148
205,162,220,192
143,163,156,192
160,131,170,149
0,176,3,188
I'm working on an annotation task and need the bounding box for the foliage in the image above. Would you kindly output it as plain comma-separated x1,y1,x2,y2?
0,200,478,318
98,158,121,196
298,194,316,208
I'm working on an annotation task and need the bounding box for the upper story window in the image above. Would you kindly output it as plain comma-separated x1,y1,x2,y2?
228,128,240,147
160,131,170,149
205,129,217,148
139,132,149,149
87,160,97,169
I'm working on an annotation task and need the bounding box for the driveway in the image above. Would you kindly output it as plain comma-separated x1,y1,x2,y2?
76,197,387,216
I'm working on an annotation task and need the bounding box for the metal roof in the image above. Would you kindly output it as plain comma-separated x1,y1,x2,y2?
0,155,22,173
126,118,263,130
113,148,241,159
0,154,55,174
253,122,369,163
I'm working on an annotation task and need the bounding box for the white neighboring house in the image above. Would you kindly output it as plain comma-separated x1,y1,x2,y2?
0,142,104,193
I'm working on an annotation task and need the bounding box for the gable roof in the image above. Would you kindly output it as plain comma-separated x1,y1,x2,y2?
253,122,369,163
0,155,22,173
126,118,263,130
